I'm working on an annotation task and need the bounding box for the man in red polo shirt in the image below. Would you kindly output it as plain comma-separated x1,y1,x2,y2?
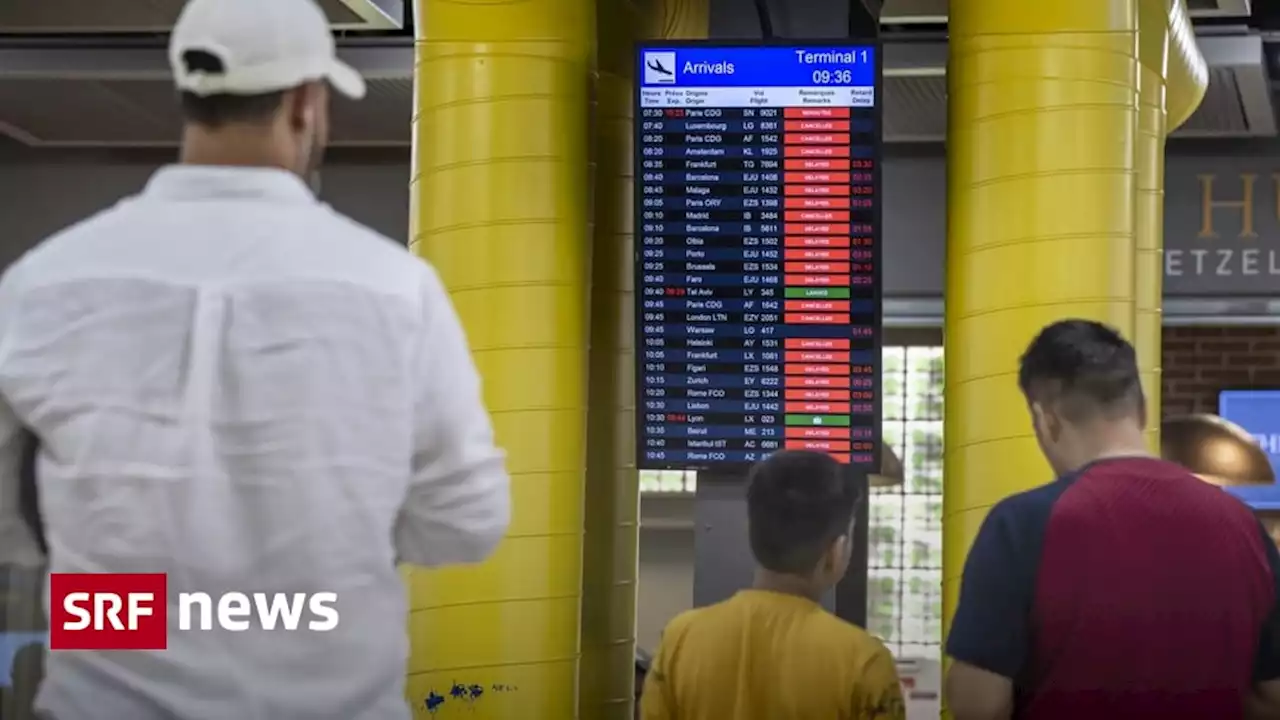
945,319,1280,720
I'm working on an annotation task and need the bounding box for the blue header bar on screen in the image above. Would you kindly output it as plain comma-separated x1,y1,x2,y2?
637,46,876,88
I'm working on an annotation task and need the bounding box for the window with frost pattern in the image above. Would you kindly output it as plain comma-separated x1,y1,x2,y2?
870,346,943,659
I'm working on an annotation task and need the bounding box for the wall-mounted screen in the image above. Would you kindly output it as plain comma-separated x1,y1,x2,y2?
1219,389,1280,475
632,43,883,472
1218,390,1280,512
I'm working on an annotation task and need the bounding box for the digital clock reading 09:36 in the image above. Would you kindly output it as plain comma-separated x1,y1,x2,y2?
811,69,854,84
634,43,882,473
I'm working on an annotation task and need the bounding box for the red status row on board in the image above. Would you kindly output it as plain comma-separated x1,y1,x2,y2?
785,428,876,443
784,402,853,414
784,236,868,248
785,211,849,222
784,349,851,361
784,197,851,209
788,389,850,401
785,146,853,158
784,337,850,349
784,185,866,197
785,120,852,132
784,274,854,286
784,248,857,260
784,363,848,376
785,158,876,170
783,107,852,119
785,172,852,183
785,133,850,145
784,223,850,234
785,158,846,170
785,313,850,324
785,261,854,272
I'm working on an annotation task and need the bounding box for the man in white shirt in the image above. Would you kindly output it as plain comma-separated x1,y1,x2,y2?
0,0,510,717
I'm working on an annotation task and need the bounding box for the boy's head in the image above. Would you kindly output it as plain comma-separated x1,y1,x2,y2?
747,450,861,590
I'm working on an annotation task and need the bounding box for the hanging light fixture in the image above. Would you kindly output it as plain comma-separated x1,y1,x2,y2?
1160,414,1276,487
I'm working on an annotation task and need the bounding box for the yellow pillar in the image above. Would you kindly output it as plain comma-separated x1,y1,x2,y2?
1135,0,1169,453
649,0,709,39
578,0,707,715
1164,0,1210,133
1134,0,1208,450
580,0,643,717
942,2,1139,714
406,0,594,715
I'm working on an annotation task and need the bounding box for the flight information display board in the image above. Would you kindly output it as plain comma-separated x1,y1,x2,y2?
634,43,882,472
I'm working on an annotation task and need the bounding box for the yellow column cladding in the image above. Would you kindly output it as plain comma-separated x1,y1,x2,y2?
579,0,706,716
1162,0,1209,133
1136,0,1168,453
648,0,709,40
942,2,1139,715
1133,0,1206,450
406,0,594,715
581,0,643,718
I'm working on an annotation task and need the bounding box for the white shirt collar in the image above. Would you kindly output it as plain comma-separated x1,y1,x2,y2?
142,164,317,204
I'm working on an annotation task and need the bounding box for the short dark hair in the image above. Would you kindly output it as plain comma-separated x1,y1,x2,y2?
746,450,860,575
176,50,285,128
179,91,285,128
1018,319,1144,422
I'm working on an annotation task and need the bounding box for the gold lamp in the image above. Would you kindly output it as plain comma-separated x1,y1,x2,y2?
1160,414,1276,487
870,441,905,488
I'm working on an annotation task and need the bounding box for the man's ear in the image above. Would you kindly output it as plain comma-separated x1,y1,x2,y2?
284,83,323,131
827,533,850,570
1031,401,1059,440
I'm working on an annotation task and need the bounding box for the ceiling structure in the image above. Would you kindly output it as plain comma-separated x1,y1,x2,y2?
0,0,1268,147
0,0,403,32
878,0,1250,23
0,0,1245,32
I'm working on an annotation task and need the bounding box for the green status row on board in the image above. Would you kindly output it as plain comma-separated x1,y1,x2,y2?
783,287,851,299
784,414,852,426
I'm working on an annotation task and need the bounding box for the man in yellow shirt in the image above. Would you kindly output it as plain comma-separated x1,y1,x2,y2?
641,450,905,720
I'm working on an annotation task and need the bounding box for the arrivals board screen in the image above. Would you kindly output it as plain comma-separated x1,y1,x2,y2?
633,44,883,472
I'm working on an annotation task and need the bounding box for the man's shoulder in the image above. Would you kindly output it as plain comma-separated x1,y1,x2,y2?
984,477,1075,532
305,207,451,296
10,204,122,270
1068,457,1254,521
311,206,407,252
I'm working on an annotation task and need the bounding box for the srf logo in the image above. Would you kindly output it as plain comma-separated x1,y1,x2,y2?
50,573,168,650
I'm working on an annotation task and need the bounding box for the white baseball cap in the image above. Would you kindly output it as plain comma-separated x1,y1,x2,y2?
169,0,366,100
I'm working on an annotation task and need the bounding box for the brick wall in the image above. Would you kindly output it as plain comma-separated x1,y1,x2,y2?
1161,327,1280,416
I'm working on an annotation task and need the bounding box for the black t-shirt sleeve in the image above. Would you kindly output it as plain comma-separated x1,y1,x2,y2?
1254,520,1280,683
946,500,1036,680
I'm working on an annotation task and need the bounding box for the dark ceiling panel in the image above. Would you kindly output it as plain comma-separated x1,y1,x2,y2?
0,0,365,32
0,75,413,147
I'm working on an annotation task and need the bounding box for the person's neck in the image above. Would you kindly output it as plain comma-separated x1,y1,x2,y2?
1063,422,1152,472
179,126,293,172
751,569,824,602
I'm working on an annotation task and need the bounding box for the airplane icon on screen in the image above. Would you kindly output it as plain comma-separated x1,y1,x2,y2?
643,52,677,85
647,57,673,76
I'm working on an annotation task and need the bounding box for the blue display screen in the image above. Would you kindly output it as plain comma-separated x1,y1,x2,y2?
637,46,876,88
632,42,883,472
1219,390,1280,472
